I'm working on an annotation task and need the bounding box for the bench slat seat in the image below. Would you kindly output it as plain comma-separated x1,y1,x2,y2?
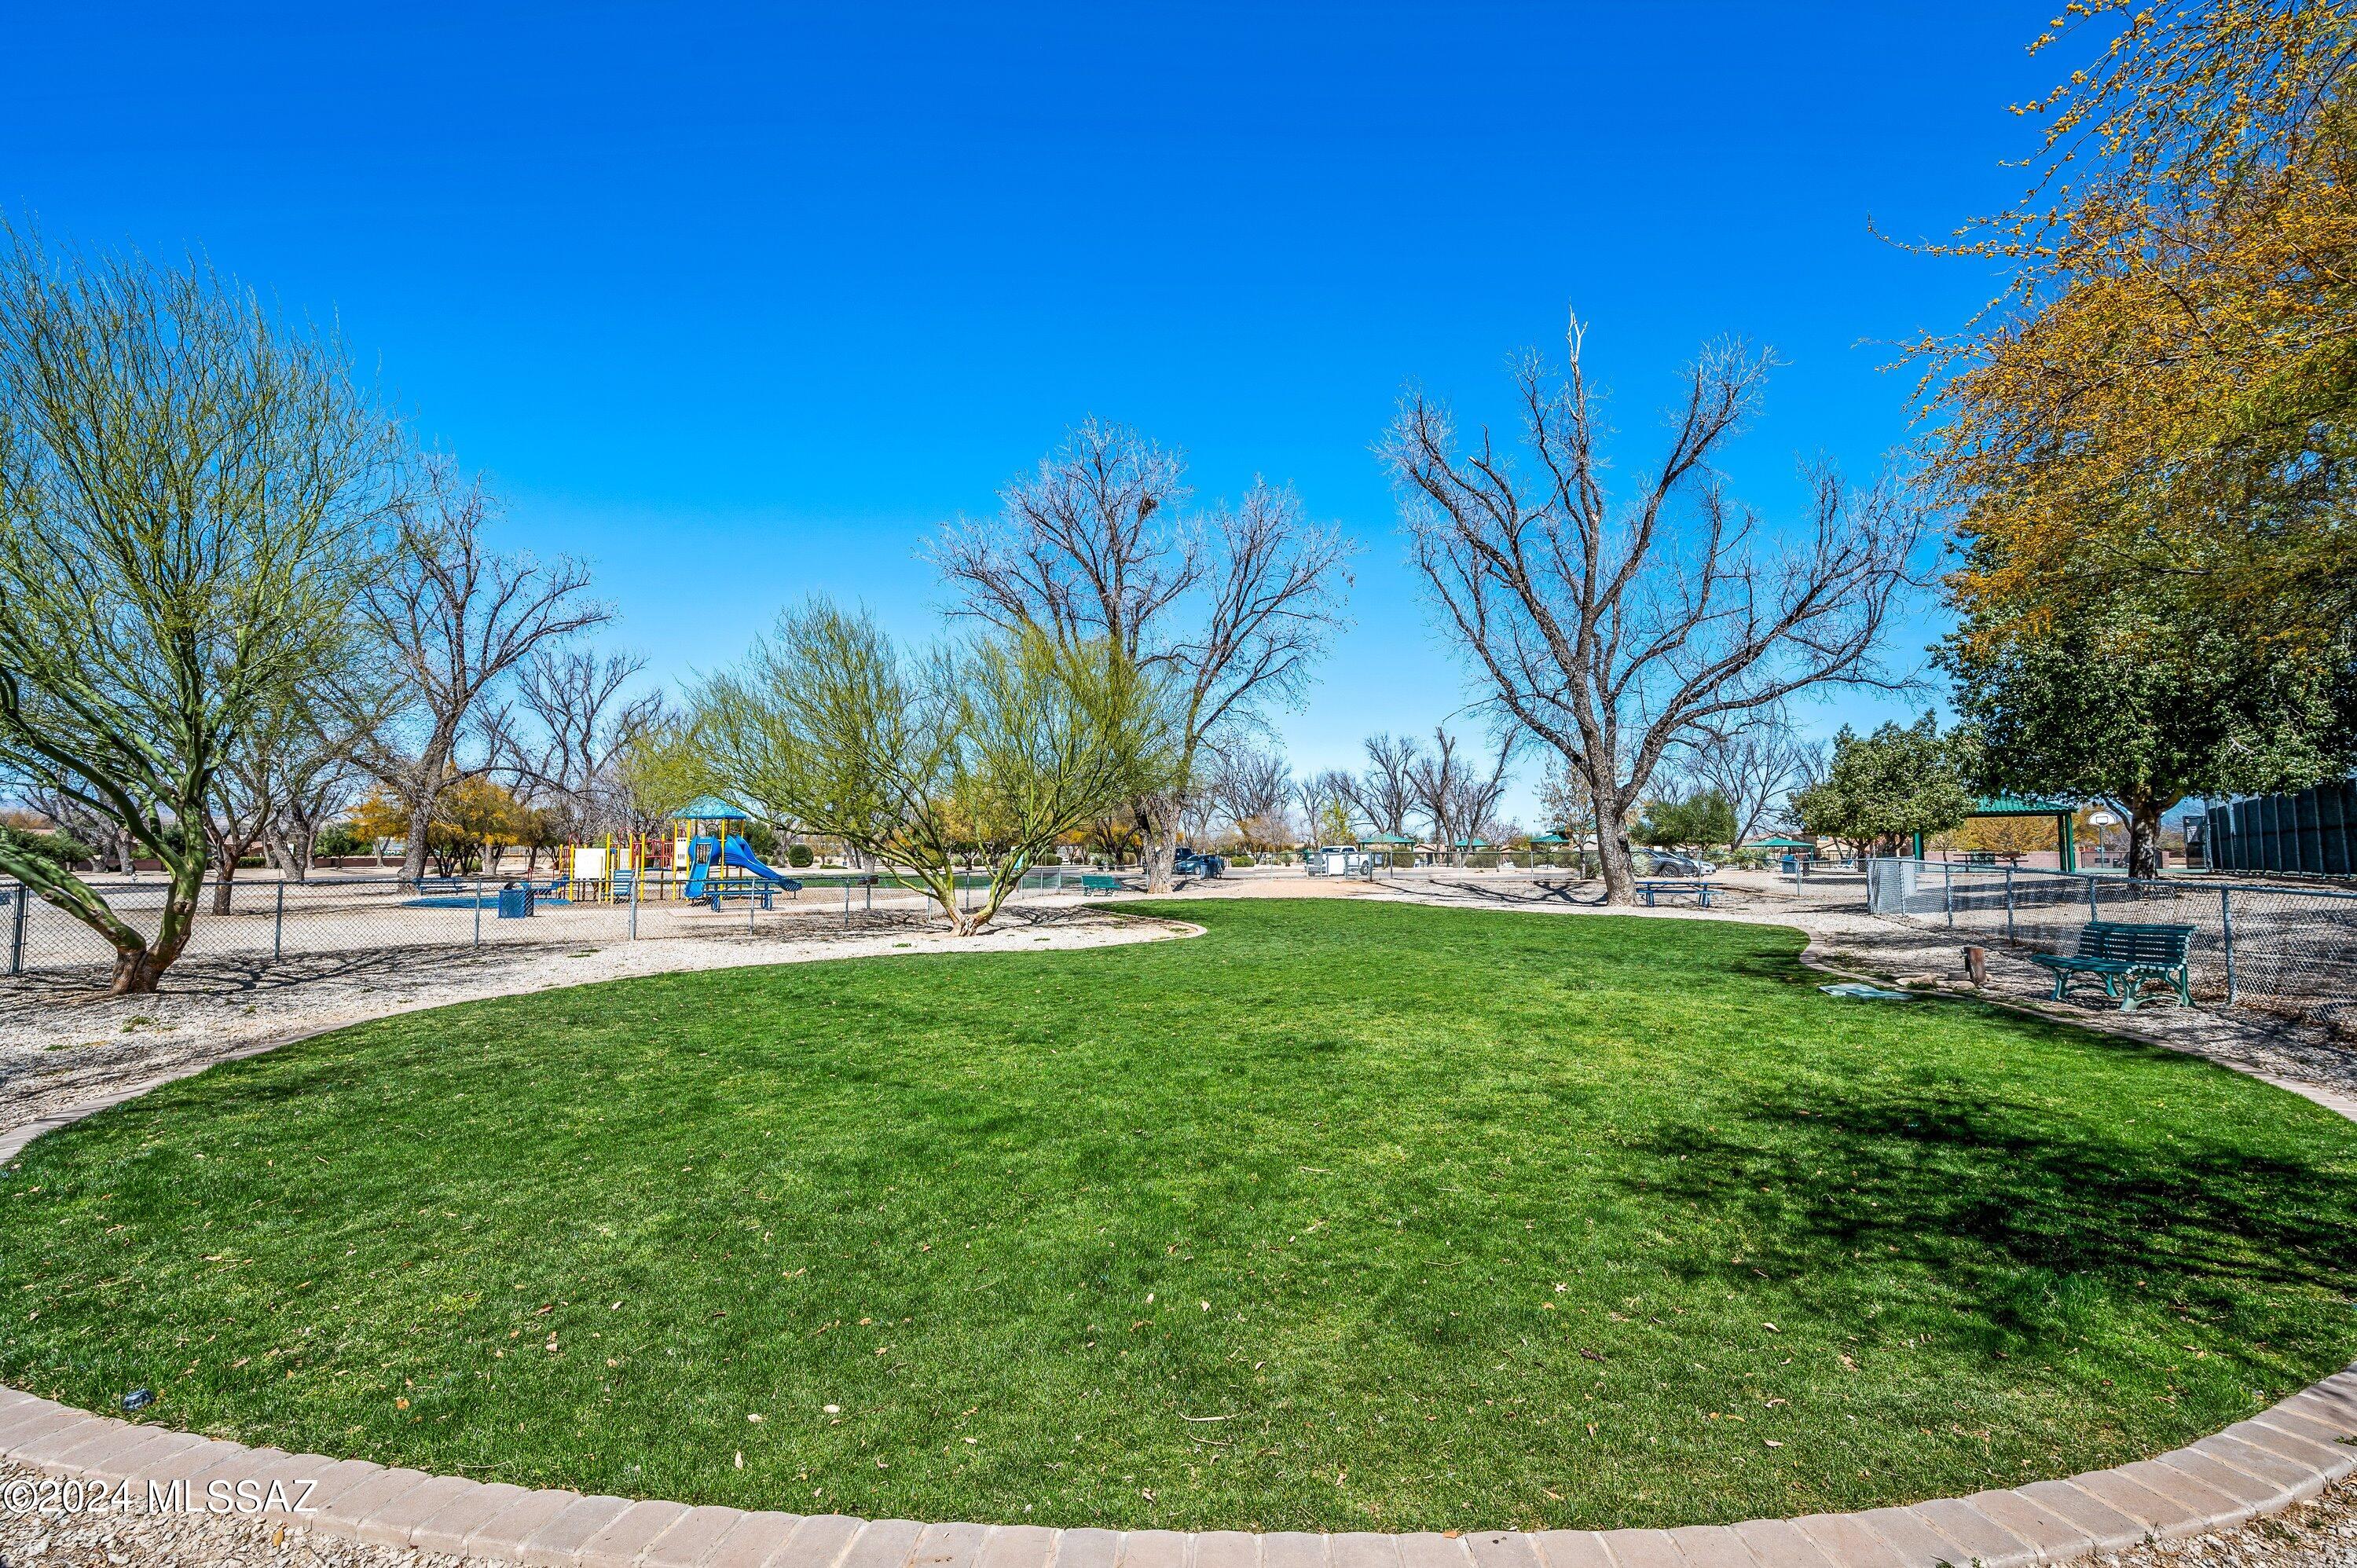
2025,921,2196,1010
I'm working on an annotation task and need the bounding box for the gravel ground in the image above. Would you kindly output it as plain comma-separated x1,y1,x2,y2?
2097,1482,2357,1568
0,1455,467,1566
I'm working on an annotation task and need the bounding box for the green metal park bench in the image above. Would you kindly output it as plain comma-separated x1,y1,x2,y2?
2026,921,2197,1010
1080,874,1124,894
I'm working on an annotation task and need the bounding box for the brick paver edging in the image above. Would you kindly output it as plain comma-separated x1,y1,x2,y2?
2,1373,2353,1568
5,914,2356,1566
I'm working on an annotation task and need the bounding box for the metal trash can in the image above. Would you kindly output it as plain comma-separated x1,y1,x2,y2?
496,884,535,919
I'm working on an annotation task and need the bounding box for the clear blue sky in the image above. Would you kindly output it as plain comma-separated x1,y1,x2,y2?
3,3,2064,823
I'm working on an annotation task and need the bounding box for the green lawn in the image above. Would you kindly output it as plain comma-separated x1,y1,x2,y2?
4,900,2354,1533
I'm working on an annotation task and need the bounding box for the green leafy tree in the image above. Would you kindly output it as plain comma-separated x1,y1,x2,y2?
698,599,1178,934
1939,600,2340,877
1791,715,1975,859
1635,789,1739,853
0,226,395,991
0,820,97,874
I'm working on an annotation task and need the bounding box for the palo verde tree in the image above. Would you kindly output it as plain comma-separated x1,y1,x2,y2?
697,598,1175,934
0,226,396,992
934,419,1352,892
1386,321,1926,903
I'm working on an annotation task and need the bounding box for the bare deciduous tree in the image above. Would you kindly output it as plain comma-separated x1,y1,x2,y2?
1296,768,1356,847
358,458,612,884
1340,732,1421,841
1384,321,1926,902
1409,727,1517,865
1675,713,1813,852
509,647,665,840
935,419,1352,890
1212,746,1293,855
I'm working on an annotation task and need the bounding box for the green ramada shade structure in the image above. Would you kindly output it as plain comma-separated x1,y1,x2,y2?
1751,837,1816,851
1911,796,2080,872
1528,833,1569,845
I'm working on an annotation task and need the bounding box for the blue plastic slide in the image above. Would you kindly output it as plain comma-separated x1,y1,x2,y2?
683,833,801,901
720,835,797,885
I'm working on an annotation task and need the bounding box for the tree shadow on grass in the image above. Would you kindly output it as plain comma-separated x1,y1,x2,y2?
1611,1051,2357,1349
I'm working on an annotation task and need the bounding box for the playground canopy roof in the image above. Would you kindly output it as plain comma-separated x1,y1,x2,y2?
674,796,753,822
1752,837,1816,849
1362,832,1417,845
1528,832,1571,844
1452,837,1492,849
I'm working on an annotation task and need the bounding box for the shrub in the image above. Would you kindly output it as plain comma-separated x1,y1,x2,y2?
787,843,814,869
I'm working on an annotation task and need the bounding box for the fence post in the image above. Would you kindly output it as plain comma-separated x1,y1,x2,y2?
2220,886,2238,1006
8,883,26,977
273,881,285,963
629,860,640,941
2003,864,2015,944
2087,872,2100,922
474,871,483,948
1942,859,1954,928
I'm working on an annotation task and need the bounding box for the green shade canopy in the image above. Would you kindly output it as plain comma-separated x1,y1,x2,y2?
1362,832,1417,845
1970,796,2075,817
1452,837,1491,849
1529,833,1571,845
674,796,753,822
1752,837,1816,849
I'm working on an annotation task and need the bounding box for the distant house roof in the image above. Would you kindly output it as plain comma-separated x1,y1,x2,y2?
674,795,752,822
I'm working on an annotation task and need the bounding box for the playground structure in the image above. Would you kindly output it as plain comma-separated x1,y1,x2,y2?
673,796,801,905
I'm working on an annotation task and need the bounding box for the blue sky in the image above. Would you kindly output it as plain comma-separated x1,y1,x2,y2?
3,3,2066,823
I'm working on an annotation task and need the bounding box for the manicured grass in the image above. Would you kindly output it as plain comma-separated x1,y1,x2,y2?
3,901,2355,1532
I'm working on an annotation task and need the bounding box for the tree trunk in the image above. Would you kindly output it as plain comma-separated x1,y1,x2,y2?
110,945,171,995
1138,797,1180,892
1596,819,1640,904
2125,798,2167,880
111,856,204,995
401,789,434,885
207,831,244,915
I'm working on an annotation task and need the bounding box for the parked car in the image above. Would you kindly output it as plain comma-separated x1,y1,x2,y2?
1644,852,1717,877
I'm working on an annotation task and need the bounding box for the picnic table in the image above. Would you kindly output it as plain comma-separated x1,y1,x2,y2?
1080,873,1124,893
2026,921,2196,1010
1636,878,1714,908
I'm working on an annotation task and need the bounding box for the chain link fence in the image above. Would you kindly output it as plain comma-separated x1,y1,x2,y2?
1,867,1090,987
1865,858,2357,1032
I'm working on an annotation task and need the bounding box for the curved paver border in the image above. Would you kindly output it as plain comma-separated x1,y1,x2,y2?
4,906,2355,1566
